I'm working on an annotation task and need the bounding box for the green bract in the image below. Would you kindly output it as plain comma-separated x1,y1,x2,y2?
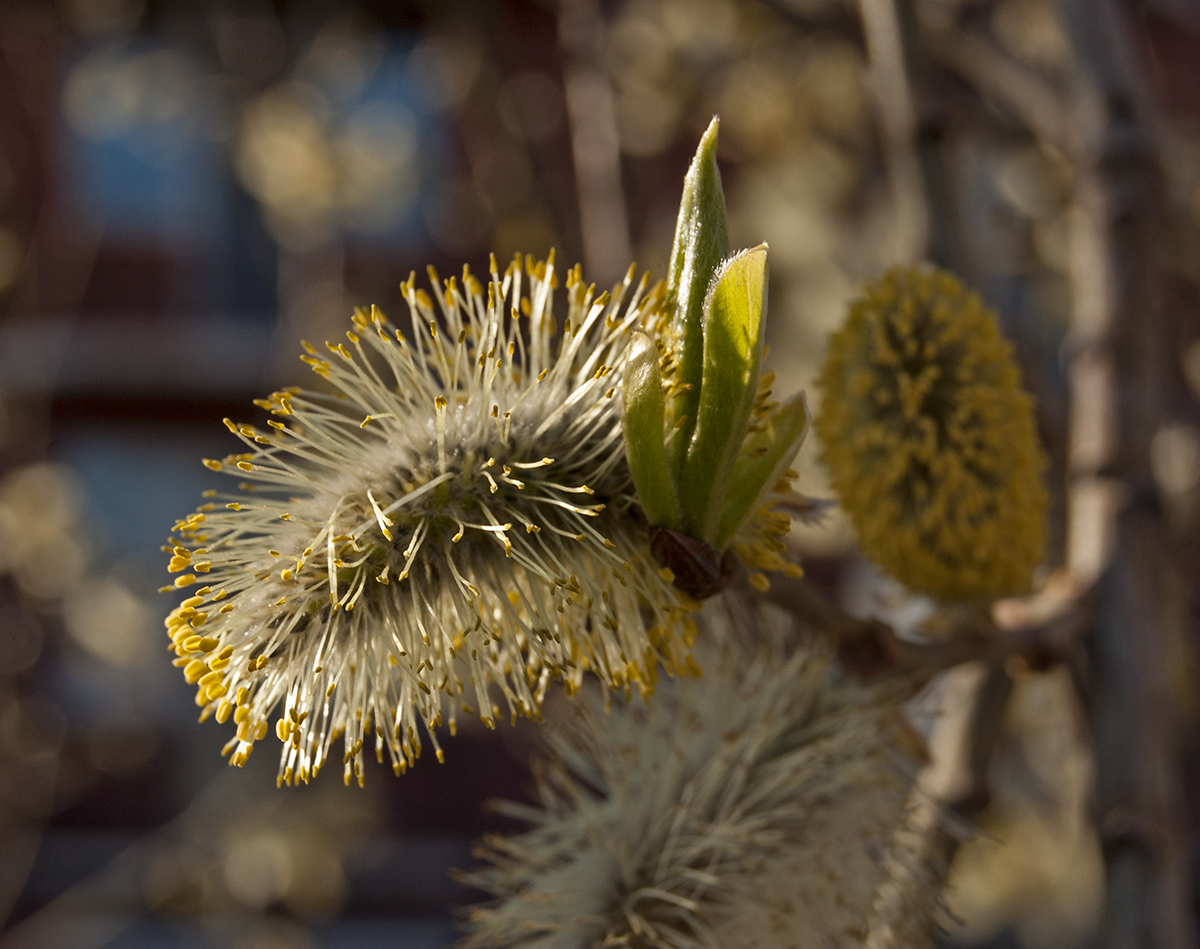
623,331,679,530
622,118,809,551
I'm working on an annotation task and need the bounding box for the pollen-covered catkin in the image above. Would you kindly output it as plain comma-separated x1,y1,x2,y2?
816,266,1047,601
163,254,697,786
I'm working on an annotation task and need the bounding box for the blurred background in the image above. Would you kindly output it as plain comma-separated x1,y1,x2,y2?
0,0,1196,946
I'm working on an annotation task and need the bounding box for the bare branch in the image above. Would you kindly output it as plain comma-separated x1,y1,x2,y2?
751,569,1094,682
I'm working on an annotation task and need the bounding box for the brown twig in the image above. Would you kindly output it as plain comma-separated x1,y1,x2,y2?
1051,0,1196,944
753,570,1094,683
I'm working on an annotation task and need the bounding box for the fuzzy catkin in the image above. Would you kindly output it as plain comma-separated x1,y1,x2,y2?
815,267,1046,601
459,609,937,949
164,255,697,787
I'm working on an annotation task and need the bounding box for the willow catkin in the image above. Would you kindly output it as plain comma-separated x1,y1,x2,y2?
816,266,1046,601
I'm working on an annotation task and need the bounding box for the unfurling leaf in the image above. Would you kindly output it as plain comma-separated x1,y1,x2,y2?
679,244,769,544
716,391,809,549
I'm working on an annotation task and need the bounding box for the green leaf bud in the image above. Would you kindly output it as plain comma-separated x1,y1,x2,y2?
678,244,769,544
666,116,729,481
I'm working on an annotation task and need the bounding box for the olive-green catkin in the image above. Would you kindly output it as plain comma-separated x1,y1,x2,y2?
816,266,1047,601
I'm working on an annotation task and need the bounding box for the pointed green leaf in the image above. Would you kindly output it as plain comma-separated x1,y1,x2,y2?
715,391,809,549
621,332,679,529
666,116,729,481
678,244,769,544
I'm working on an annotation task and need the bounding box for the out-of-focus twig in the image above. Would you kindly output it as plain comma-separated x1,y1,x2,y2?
557,0,632,286
923,27,1069,154
1052,0,1194,944
753,0,863,33
858,0,928,263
